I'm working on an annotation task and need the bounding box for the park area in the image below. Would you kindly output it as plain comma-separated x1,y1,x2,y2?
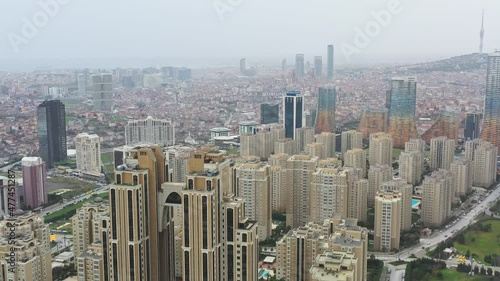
454,219,500,266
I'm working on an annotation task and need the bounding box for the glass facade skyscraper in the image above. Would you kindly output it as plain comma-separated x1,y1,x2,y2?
327,44,334,79
464,112,482,141
295,54,304,78
388,77,418,148
37,100,67,168
261,103,279,125
314,85,336,134
283,91,304,139
481,51,500,149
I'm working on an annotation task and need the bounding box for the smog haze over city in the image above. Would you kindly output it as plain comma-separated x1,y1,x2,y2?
1,1,500,281
1,0,500,70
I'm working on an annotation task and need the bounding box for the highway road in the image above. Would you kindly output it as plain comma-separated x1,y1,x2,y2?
375,183,500,262
41,183,109,217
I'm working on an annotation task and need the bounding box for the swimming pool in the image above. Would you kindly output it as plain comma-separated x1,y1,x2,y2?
412,199,421,207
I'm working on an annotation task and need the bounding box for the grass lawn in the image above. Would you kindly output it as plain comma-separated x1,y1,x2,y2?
226,148,239,155
427,269,490,281
392,148,404,160
454,219,500,265
101,151,113,164
47,177,99,200
45,193,109,223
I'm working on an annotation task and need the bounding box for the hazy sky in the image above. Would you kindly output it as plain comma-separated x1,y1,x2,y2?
1,0,499,67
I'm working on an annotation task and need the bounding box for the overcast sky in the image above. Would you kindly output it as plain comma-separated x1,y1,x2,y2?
0,0,499,68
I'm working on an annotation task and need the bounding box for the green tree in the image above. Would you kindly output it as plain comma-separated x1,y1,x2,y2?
487,268,493,276
480,266,486,275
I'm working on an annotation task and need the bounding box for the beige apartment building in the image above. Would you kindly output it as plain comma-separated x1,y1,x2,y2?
285,154,319,228
374,191,401,251
381,179,413,232
0,211,52,281
344,148,367,178
450,158,474,196
369,132,393,167
341,130,363,159
316,131,337,158
234,161,272,240
367,164,392,207
430,137,455,171
421,169,454,228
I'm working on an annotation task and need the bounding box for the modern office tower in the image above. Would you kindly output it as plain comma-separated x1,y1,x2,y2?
316,132,336,158
367,165,392,207
464,112,482,141
234,162,272,241
310,167,349,222
182,160,258,281
341,130,363,159
73,198,110,281
78,73,87,96
282,58,287,72
358,108,389,139
0,211,52,281
21,157,47,209
369,132,393,167
295,127,315,153
239,121,257,135
285,154,318,228
314,56,323,79
240,58,246,74
283,91,304,139
92,73,113,111
421,170,454,227
315,85,337,134
399,151,422,185
275,138,296,155
430,136,455,171
260,103,280,124
472,141,498,188
295,54,305,77
75,133,101,174
277,218,368,281
110,145,174,281
327,44,334,79
306,142,325,159
178,68,192,80
344,149,367,178
37,100,67,168
450,158,474,196
269,153,289,212
481,51,500,149
421,112,459,144
374,191,402,251
388,77,418,148
380,179,412,232
125,116,175,146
